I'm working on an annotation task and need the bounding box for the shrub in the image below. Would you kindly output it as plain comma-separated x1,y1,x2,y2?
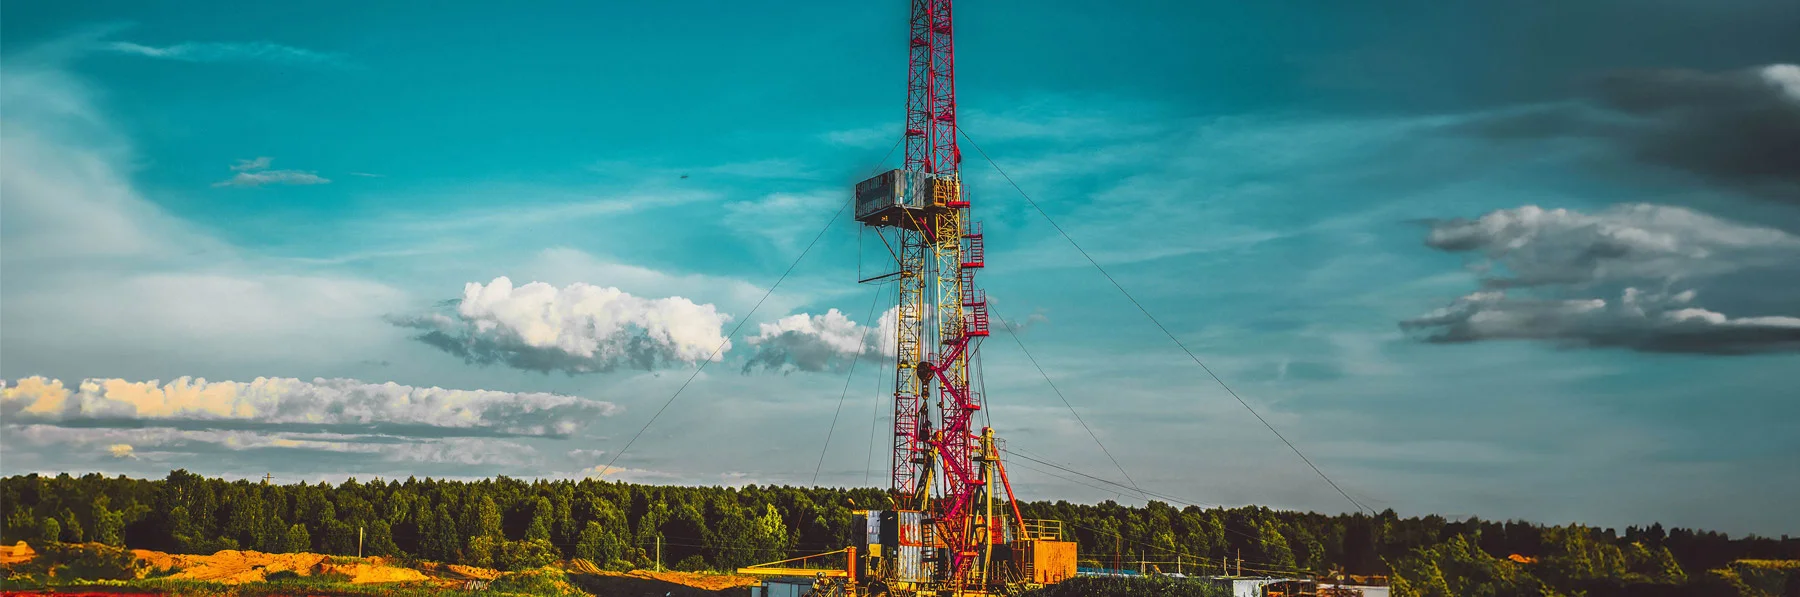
493,539,558,571
488,566,583,597
674,554,709,572
37,542,149,580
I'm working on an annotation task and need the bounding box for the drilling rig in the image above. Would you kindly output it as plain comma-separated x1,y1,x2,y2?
741,1,1078,595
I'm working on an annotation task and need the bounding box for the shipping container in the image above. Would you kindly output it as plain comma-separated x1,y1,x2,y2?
854,169,933,222
881,510,927,547
1013,540,1078,585
894,544,934,583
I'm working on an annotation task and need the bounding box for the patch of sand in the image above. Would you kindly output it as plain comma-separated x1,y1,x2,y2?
320,556,430,583
610,569,759,591
163,550,329,583
0,542,36,566
113,549,427,584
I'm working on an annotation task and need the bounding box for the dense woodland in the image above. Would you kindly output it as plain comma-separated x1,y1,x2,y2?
2,472,1795,595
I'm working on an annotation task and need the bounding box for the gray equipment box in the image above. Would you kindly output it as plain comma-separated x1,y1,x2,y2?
855,169,935,224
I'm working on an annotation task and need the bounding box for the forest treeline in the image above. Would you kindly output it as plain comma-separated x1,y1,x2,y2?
2,471,1794,592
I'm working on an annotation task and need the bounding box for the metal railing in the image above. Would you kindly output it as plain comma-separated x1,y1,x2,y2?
1020,519,1065,541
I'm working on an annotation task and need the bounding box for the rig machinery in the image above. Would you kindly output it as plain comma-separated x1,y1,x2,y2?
742,1,1078,595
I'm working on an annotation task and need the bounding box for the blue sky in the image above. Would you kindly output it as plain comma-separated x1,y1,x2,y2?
3,1,1798,537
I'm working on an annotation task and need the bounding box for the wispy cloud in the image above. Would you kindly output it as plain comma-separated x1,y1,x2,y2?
722,191,841,251
212,157,330,188
214,170,329,187
106,41,346,67
821,125,895,149
348,172,385,178
587,157,822,181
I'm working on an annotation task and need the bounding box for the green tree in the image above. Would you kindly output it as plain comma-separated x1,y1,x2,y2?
751,504,791,565
323,520,359,555
466,535,499,568
1259,520,1296,571
41,516,61,544
285,523,312,553
425,504,459,562
61,509,84,543
1390,535,1555,597
526,496,554,543
1651,545,1686,583
474,496,503,539
5,509,38,544
364,520,401,556
576,520,627,565
92,495,128,547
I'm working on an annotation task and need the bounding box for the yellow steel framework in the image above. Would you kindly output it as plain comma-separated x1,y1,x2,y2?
932,176,968,412
893,222,929,500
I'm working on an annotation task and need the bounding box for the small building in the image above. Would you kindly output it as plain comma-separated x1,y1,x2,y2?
748,577,814,597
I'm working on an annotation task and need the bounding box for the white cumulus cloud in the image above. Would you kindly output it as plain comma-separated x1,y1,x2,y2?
1,375,616,438
1762,64,1800,102
743,308,880,373
741,305,934,373
393,277,731,374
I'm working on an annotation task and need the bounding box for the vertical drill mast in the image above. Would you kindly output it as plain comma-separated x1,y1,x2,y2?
905,0,959,176
903,0,994,590
743,3,1078,593
850,1,1039,593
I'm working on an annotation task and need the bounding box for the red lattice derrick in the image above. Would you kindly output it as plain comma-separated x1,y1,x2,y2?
964,306,990,337
961,222,984,268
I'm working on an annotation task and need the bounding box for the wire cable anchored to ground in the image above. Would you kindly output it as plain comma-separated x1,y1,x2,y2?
992,308,1142,493
598,195,851,479
813,287,886,484
598,138,906,480
962,129,1370,515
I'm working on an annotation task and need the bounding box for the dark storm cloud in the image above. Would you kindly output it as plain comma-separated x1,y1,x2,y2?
1462,64,1800,201
1401,289,1800,355
1401,204,1800,355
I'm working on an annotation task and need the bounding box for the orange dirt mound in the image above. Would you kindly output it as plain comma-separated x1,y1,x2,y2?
318,556,430,583
444,563,502,580
164,550,328,583
0,542,36,566
125,550,424,584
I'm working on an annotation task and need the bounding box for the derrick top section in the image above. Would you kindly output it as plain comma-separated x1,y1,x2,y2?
906,0,961,176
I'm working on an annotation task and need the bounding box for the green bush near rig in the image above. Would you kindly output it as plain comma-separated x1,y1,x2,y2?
486,566,586,597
